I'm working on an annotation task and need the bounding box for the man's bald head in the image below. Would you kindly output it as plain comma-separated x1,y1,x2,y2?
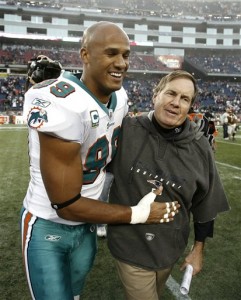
81,21,129,49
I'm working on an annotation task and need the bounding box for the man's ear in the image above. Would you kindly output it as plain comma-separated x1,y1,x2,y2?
80,47,89,63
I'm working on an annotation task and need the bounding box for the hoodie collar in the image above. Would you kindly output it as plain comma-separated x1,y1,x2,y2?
136,111,201,144
151,113,184,139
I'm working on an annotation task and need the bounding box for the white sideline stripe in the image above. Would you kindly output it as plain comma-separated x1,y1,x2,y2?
0,126,27,130
217,140,241,145
166,276,192,300
233,176,241,180
216,161,241,171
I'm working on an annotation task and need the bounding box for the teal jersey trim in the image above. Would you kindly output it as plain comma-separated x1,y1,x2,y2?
62,71,117,117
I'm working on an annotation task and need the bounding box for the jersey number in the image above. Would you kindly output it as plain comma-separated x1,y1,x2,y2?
50,81,75,98
48,81,121,184
83,126,120,184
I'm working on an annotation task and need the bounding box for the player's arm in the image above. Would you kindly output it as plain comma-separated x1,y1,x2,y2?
38,132,179,224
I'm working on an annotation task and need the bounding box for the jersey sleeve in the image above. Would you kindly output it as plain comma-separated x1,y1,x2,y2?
24,86,85,143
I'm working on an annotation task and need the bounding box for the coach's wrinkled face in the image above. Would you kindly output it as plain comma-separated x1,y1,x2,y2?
153,78,194,129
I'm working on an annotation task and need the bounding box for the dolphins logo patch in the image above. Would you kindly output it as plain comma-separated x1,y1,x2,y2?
27,107,48,129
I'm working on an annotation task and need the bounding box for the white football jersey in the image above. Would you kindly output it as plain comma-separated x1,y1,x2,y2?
23,71,128,225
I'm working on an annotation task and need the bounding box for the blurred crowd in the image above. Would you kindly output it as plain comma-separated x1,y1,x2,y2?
124,77,241,114
1,45,241,75
0,75,240,116
0,76,25,112
3,0,241,21
0,45,169,71
186,51,241,74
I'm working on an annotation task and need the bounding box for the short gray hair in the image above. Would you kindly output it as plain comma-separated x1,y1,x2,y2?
153,70,198,104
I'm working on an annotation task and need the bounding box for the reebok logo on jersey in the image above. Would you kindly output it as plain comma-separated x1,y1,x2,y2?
45,235,61,242
90,110,99,127
32,98,51,108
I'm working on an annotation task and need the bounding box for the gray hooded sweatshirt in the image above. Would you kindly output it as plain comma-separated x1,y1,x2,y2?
107,112,229,270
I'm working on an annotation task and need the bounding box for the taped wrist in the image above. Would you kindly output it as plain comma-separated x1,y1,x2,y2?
51,193,81,210
130,191,157,224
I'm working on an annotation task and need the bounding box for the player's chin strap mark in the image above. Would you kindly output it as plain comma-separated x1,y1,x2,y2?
51,193,81,210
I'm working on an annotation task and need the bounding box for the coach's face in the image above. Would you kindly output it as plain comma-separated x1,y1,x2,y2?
153,78,194,129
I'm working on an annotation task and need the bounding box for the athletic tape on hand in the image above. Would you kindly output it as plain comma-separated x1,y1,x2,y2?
130,191,157,224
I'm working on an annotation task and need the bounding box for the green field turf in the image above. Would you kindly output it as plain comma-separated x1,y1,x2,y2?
0,125,240,300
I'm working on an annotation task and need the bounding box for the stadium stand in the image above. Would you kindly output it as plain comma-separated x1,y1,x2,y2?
3,0,241,21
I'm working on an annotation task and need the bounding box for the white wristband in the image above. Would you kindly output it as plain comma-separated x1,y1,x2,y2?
137,191,157,205
130,191,157,224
